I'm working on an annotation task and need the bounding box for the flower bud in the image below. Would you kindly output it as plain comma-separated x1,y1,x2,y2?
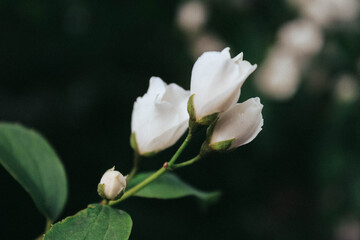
206,97,263,152
98,167,126,200
131,77,190,156
189,48,257,124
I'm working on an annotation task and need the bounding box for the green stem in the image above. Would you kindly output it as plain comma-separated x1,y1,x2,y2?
110,166,166,204
45,218,52,232
36,218,52,240
126,152,140,182
167,132,192,166
109,132,192,205
171,155,201,170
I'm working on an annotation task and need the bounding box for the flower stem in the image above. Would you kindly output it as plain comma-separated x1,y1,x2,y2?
171,155,201,169
109,132,192,205
167,132,192,166
45,218,52,232
126,152,140,182
36,218,52,240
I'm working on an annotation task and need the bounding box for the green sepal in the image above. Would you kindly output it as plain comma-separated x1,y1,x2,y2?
210,138,235,153
187,94,196,121
187,94,199,133
130,132,139,153
97,183,106,199
141,151,157,157
130,133,158,157
97,183,125,201
188,118,198,133
114,188,125,200
206,119,217,139
199,140,213,157
198,112,219,126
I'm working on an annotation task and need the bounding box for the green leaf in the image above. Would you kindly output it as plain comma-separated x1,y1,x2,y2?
128,172,221,205
44,204,132,240
0,123,67,221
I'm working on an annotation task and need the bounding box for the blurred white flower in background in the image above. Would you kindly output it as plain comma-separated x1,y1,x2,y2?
176,1,226,60
191,33,225,58
256,18,324,100
335,219,360,240
256,47,301,100
290,0,360,27
176,1,207,34
277,19,323,57
257,0,359,101
333,74,359,103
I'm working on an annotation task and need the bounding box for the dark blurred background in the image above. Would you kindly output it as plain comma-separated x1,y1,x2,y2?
1,0,360,239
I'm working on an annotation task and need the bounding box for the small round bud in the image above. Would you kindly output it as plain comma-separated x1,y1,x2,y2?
98,167,126,200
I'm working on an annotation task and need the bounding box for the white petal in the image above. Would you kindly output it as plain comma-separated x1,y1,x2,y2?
147,77,167,95
211,97,263,148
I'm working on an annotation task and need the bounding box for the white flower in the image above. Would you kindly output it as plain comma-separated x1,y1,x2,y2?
131,77,190,155
98,167,126,200
210,97,263,150
190,48,257,122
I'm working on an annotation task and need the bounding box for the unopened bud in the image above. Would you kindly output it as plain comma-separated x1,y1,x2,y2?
98,167,126,200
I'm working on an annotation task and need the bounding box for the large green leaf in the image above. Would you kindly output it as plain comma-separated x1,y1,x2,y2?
44,204,132,240
0,123,67,221
128,171,221,205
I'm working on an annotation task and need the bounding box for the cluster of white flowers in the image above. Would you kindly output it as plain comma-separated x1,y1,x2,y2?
256,19,324,100
132,48,263,155
257,0,360,101
99,48,263,200
289,0,360,27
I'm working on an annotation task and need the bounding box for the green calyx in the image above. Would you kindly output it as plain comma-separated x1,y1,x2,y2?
141,151,157,157
114,188,125,200
198,112,219,126
130,132,158,157
97,183,125,201
187,95,198,133
200,119,234,156
130,132,139,153
210,138,235,152
97,183,106,199
199,140,212,157
187,94,219,133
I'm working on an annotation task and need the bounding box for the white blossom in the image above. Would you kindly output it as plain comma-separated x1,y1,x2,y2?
131,77,190,155
99,167,126,200
210,97,263,150
190,48,257,122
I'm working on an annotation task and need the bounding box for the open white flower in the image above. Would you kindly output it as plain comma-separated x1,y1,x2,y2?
209,97,263,151
98,167,126,200
190,48,257,123
131,77,190,155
